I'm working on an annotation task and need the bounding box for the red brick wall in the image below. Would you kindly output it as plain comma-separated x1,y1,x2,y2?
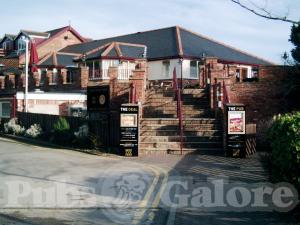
227,65,289,149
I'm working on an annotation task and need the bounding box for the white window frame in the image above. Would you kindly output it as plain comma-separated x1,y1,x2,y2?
18,38,26,50
66,70,74,84
162,60,170,78
52,68,58,84
0,101,11,118
190,60,198,78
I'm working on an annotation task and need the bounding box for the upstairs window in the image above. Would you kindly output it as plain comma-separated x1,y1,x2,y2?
162,60,170,77
190,60,198,78
52,68,58,84
66,70,74,83
17,39,26,50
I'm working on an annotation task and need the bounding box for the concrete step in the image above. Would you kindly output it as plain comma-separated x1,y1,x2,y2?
141,147,224,155
140,118,220,125
143,101,210,107
146,93,208,100
140,129,222,136
140,135,222,142
143,105,210,111
143,107,210,114
148,88,207,95
142,112,214,118
140,124,222,130
140,141,223,149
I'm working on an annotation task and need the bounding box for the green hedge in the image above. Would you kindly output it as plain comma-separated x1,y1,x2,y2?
268,112,300,190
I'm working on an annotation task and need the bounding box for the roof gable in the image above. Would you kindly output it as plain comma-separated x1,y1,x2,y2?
60,27,178,59
0,34,16,45
60,26,272,65
80,42,146,61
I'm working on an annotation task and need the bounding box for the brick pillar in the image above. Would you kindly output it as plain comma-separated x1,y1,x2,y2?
46,70,53,85
80,67,89,89
129,69,146,104
33,71,40,87
20,73,25,88
8,74,15,88
0,76,5,89
108,66,118,98
61,68,67,85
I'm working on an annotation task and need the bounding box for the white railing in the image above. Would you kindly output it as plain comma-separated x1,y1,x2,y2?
89,68,133,81
89,69,109,80
118,68,132,80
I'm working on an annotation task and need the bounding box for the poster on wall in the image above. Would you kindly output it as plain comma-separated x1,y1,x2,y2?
120,114,138,127
228,110,245,134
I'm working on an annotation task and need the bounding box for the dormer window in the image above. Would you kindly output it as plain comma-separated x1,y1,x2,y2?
17,38,26,50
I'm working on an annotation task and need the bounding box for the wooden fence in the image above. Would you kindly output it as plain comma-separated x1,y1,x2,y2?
16,112,120,148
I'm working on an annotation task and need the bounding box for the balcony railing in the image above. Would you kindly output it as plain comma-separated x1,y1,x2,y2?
88,68,133,81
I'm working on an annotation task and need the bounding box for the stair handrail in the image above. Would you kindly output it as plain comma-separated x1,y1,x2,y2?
173,68,183,155
223,80,230,104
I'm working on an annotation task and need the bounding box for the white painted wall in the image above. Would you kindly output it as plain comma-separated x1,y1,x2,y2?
148,58,199,80
16,92,86,116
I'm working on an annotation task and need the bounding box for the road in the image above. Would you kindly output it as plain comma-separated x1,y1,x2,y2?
0,137,299,225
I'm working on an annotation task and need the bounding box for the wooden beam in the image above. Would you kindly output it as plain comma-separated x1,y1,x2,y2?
175,26,183,57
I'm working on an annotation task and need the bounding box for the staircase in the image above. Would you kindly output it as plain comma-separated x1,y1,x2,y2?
140,88,224,155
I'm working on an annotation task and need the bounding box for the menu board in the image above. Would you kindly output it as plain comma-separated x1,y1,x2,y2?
227,106,245,134
120,105,139,156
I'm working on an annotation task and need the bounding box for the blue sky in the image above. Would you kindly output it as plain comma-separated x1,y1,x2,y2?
1,0,300,64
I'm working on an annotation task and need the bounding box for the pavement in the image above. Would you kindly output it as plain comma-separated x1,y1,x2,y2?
0,137,299,225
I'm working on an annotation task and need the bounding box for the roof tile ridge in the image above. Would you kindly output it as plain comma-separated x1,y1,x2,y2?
178,26,275,65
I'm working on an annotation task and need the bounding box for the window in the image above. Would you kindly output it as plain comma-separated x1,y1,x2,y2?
3,41,7,50
190,61,198,78
251,67,259,78
236,69,240,82
66,70,73,83
0,102,11,118
18,38,26,50
52,68,58,84
162,60,170,77
40,69,47,85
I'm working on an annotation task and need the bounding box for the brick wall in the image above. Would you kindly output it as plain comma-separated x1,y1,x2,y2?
227,65,289,149
19,30,83,65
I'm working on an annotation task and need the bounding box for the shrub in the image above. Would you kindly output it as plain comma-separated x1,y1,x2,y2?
3,118,25,135
52,117,72,144
25,124,42,138
268,112,300,190
53,117,70,133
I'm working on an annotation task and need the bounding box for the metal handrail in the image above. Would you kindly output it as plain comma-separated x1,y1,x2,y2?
173,68,183,155
223,80,230,104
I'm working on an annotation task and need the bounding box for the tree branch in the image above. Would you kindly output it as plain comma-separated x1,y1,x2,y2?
231,0,299,24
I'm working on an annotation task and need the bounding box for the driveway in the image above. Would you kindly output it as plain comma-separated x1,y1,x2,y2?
0,137,298,225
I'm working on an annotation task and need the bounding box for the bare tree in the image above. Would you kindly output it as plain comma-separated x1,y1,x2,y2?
231,0,298,24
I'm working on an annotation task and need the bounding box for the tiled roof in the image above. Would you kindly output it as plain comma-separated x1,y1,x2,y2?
60,26,272,65
47,26,68,37
0,58,19,69
83,42,146,60
39,53,77,67
20,30,49,38
0,34,16,45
